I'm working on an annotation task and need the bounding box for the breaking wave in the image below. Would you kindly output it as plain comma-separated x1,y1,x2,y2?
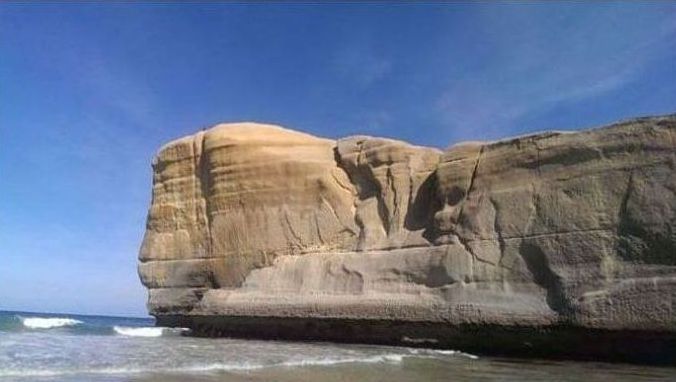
0,353,406,378
1,311,484,381
20,317,83,329
406,347,479,360
113,326,188,337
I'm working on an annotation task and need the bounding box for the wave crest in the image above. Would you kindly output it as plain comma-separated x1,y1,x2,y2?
20,317,83,329
406,348,479,360
0,353,405,378
113,326,188,337
280,354,404,367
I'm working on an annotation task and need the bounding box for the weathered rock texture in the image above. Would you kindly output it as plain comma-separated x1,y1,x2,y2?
139,116,676,363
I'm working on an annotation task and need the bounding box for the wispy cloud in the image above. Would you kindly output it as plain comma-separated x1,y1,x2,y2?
334,39,392,88
434,4,676,141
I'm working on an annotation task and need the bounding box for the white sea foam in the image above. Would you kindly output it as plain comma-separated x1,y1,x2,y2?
113,326,165,337
20,317,83,329
113,326,189,337
407,348,479,360
429,349,479,358
0,353,406,377
279,353,405,368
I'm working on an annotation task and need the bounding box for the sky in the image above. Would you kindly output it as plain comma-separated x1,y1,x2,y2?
1,2,675,317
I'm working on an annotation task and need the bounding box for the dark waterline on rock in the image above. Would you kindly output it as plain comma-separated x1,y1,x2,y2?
158,314,676,365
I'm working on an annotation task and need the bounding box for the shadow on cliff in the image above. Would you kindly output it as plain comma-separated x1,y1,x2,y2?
519,240,575,319
404,172,443,242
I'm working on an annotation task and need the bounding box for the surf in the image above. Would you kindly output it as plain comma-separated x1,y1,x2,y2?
0,353,407,378
113,326,188,337
19,316,83,329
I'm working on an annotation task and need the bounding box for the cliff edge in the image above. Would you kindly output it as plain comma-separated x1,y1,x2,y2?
139,116,676,363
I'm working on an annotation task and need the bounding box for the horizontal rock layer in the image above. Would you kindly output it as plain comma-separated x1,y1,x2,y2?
139,115,676,363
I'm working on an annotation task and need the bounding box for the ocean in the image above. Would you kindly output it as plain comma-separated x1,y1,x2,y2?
0,310,674,382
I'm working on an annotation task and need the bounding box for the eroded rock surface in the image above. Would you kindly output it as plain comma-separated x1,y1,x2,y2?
139,115,676,362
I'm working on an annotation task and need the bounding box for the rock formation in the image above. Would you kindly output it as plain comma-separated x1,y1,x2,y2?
139,115,676,364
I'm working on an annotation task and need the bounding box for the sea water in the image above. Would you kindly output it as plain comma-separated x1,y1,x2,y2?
0,310,674,382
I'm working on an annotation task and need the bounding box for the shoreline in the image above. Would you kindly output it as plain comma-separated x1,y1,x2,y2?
157,314,676,366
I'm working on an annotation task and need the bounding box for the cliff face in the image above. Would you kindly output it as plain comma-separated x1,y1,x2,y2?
139,116,676,362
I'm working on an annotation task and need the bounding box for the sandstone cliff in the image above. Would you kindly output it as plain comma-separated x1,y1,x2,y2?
139,115,676,363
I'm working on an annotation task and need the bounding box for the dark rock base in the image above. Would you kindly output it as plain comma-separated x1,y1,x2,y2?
156,315,676,365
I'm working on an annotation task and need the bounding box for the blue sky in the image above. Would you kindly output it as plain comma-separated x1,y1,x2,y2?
1,2,675,317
